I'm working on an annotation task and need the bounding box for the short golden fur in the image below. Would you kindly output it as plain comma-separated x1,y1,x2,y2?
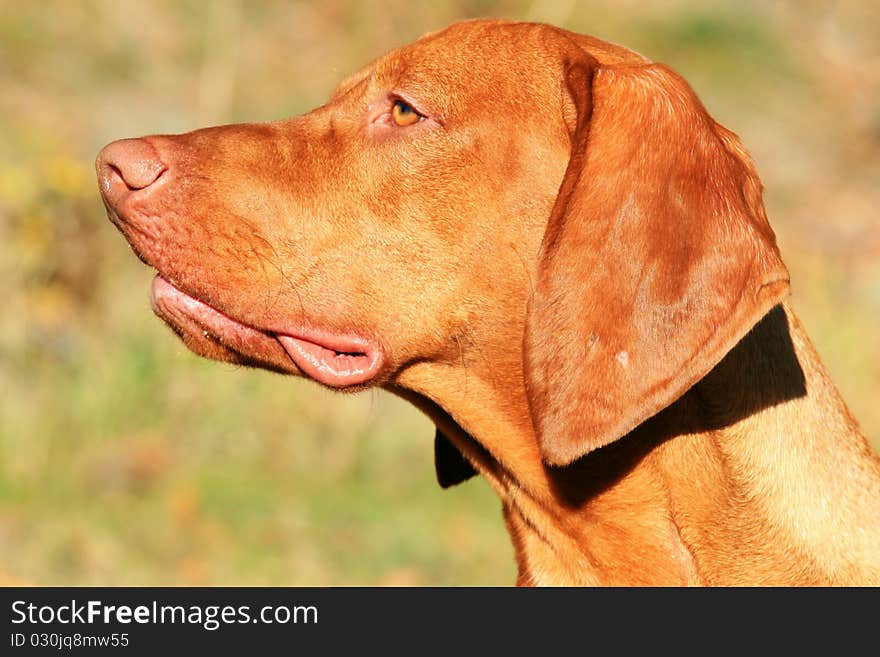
97,20,880,585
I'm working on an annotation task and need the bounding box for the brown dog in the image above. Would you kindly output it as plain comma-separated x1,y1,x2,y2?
96,20,880,585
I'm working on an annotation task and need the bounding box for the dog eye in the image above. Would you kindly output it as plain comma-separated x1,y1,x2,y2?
391,99,422,127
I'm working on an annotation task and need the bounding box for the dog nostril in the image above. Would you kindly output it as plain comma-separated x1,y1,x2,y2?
104,163,132,192
96,138,167,203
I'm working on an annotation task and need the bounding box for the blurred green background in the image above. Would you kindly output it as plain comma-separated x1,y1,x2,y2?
1,0,878,585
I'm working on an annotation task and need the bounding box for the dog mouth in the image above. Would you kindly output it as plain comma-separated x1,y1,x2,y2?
150,275,383,388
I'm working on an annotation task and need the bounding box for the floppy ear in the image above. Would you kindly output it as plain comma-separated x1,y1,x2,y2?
524,58,790,466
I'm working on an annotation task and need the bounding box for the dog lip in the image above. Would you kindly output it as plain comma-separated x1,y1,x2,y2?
276,334,382,387
150,274,383,387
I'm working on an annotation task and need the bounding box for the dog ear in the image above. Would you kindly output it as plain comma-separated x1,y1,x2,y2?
524,58,790,466
434,429,477,488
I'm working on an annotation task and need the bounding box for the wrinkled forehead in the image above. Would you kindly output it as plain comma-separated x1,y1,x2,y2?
330,21,567,118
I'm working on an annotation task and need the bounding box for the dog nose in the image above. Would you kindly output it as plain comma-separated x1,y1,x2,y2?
95,138,167,209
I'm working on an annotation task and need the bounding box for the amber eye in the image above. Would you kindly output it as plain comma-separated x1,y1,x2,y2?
391,99,422,127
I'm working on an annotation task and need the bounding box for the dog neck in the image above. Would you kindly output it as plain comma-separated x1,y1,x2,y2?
661,302,880,585
397,302,880,585
520,302,880,585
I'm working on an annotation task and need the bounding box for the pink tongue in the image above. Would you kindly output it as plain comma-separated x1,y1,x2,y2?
277,335,376,387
